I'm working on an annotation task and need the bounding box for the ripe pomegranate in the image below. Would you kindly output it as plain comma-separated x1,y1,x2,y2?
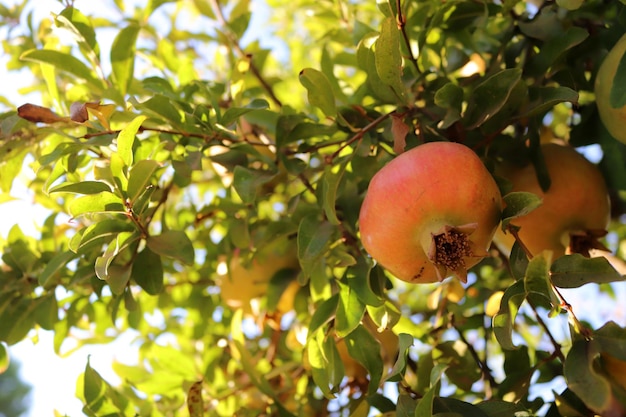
359,142,502,283
595,33,626,144
494,143,610,258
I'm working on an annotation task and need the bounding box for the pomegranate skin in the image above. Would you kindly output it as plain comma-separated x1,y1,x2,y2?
494,143,611,259
358,142,502,283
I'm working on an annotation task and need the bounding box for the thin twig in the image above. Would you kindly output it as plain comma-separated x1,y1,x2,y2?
208,0,282,108
396,0,420,74
327,111,393,163
452,315,497,398
528,300,566,362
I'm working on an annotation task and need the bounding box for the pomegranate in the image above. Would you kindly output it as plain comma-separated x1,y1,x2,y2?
359,142,502,283
494,143,610,258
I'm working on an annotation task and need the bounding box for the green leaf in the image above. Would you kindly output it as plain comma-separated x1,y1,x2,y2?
308,329,343,398
524,251,552,302
34,295,59,331
527,27,588,77
57,7,100,56
111,23,140,97
147,230,195,265
556,0,584,9
220,99,269,126
20,49,104,92
297,216,334,280
72,219,135,253
38,250,76,288
345,258,385,307
344,325,384,394
433,397,489,416
320,160,348,225
232,166,275,204
335,281,365,338
307,294,339,338
550,254,624,288
475,400,531,417
0,343,8,374
83,359,107,411
385,333,413,382
136,95,182,126
434,83,464,129
117,115,147,167
501,191,543,230
69,192,125,218
493,280,526,350
594,321,626,359
521,86,579,118
127,159,159,202
463,68,522,129
48,181,112,195
611,50,626,109
414,373,440,417
299,68,337,117
375,17,405,102
564,339,613,414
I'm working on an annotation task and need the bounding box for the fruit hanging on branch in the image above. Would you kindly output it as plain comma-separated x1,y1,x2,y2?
358,141,502,284
595,33,626,144
494,143,611,259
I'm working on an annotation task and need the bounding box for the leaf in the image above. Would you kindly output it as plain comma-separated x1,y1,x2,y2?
385,333,413,382
564,339,613,415
493,280,526,350
117,115,147,167
48,181,112,195
0,343,8,374
594,321,626,359
375,17,405,102
308,329,343,398
220,99,269,126
501,191,543,230
147,230,195,265
550,254,624,288
320,161,348,225
335,281,365,338
556,0,584,9
475,400,531,417
83,358,107,411
611,50,626,109
57,7,100,57
527,27,588,77
524,251,552,302
38,250,76,288
307,294,339,338
414,373,440,417
20,49,104,91
232,166,275,204
69,192,125,218
17,103,67,124
297,216,334,280
463,68,522,129
127,159,160,202
130,247,164,295
345,258,385,307
391,113,410,154
344,325,384,394
187,380,204,417
299,68,337,117
72,219,135,253
434,83,464,129
521,86,579,118
110,23,140,97
433,397,490,417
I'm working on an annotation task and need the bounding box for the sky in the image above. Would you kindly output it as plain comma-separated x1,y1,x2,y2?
1,0,626,416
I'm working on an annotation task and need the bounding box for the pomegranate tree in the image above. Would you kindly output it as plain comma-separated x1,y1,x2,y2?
358,142,502,284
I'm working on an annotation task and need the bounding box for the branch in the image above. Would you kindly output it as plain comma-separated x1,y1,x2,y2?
327,111,393,163
396,0,420,74
208,0,282,108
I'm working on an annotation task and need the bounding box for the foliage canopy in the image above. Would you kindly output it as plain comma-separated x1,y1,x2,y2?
1,0,626,416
